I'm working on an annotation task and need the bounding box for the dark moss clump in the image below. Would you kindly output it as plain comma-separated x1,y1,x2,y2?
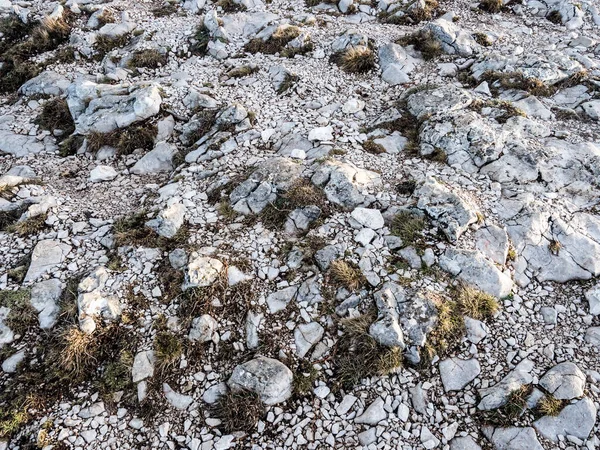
190,25,211,55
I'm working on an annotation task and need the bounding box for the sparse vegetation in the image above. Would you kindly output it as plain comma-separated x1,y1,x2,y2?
226,65,259,78
0,289,36,336
94,34,131,56
59,135,85,157
277,72,299,94
185,109,219,145
396,179,417,196
469,98,526,123
35,98,75,138
334,312,403,389
86,121,157,155
58,327,99,377
331,45,376,73
153,3,179,17
536,395,564,417
113,210,189,250
6,213,48,237
245,25,301,54
391,210,427,247
212,390,265,433
507,246,517,262
473,32,493,47
329,260,366,291
154,331,183,373
397,30,442,60
128,49,168,69
479,0,503,13
293,360,320,396
453,285,499,320
480,71,556,97
363,139,386,154
546,10,562,24
216,0,248,12
190,24,211,55
259,179,330,230
549,239,561,255
96,9,117,27
483,385,532,425
382,0,439,24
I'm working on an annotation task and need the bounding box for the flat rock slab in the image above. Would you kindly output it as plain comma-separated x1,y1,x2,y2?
483,426,544,450
534,397,596,441
439,357,481,392
24,240,72,283
539,362,585,400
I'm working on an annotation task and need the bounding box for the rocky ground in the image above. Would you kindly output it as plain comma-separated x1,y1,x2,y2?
0,0,599,448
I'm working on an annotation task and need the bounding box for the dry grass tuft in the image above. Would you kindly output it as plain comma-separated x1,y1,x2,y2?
479,0,503,12
6,214,48,237
216,0,248,12
86,121,157,155
548,239,561,255
363,139,386,154
472,32,493,47
334,312,403,389
483,385,532,425
212,389,265,433
469,98,526,123
153,3,179,17
329,260,366,291
94,34,131,56
58,327,98,377
480,70,556,97
397,30,442,61
383,0,439,24
128,49,168,69
293,360,320,396
245,25,301,54
190,24,211,55
35,98,75,137
536,395,564,417
454,285,499,320
226,65,259,78
259,179,330,230
391,210,427,247
332,45,376,73
154,331,183,373
546,10,562,24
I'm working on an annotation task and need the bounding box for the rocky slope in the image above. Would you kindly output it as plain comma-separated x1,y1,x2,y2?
0,0,599,448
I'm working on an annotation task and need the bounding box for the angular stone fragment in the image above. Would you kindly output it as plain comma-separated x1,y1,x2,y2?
228,356,293,405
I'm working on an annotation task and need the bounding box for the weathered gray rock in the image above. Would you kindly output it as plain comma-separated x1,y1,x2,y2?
0,307,14,347
228,356,293,405
539,362,585,400
355,397,387,425
439,248,513,298
378,43,417,86
30,279,62,329
314,244,344,271
284,206,321,236
2,349,25,373
584,284,600,315
230,157,303,214
188,315,218,343
163,383,193,409
415,177,479,242
0,130,46,158
132,350,155,383
585,327,600,347
465,317,488,344
90,165,118,182
77,267,122,333
146,203,186,239
439,358,481,392
351,207,384,230
533,397,596,441
475,225,509,265
19,71,70,97
130,143,175,175
478,359,534,410
312,160,381,209
407,85,473,121
266,285,298,313
294,322,324,358
67,81,162,134
424,17,478,56
184,257,223,290
245,311,263,349
449,436,481,450
483,426,544,450
24,240,72,283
